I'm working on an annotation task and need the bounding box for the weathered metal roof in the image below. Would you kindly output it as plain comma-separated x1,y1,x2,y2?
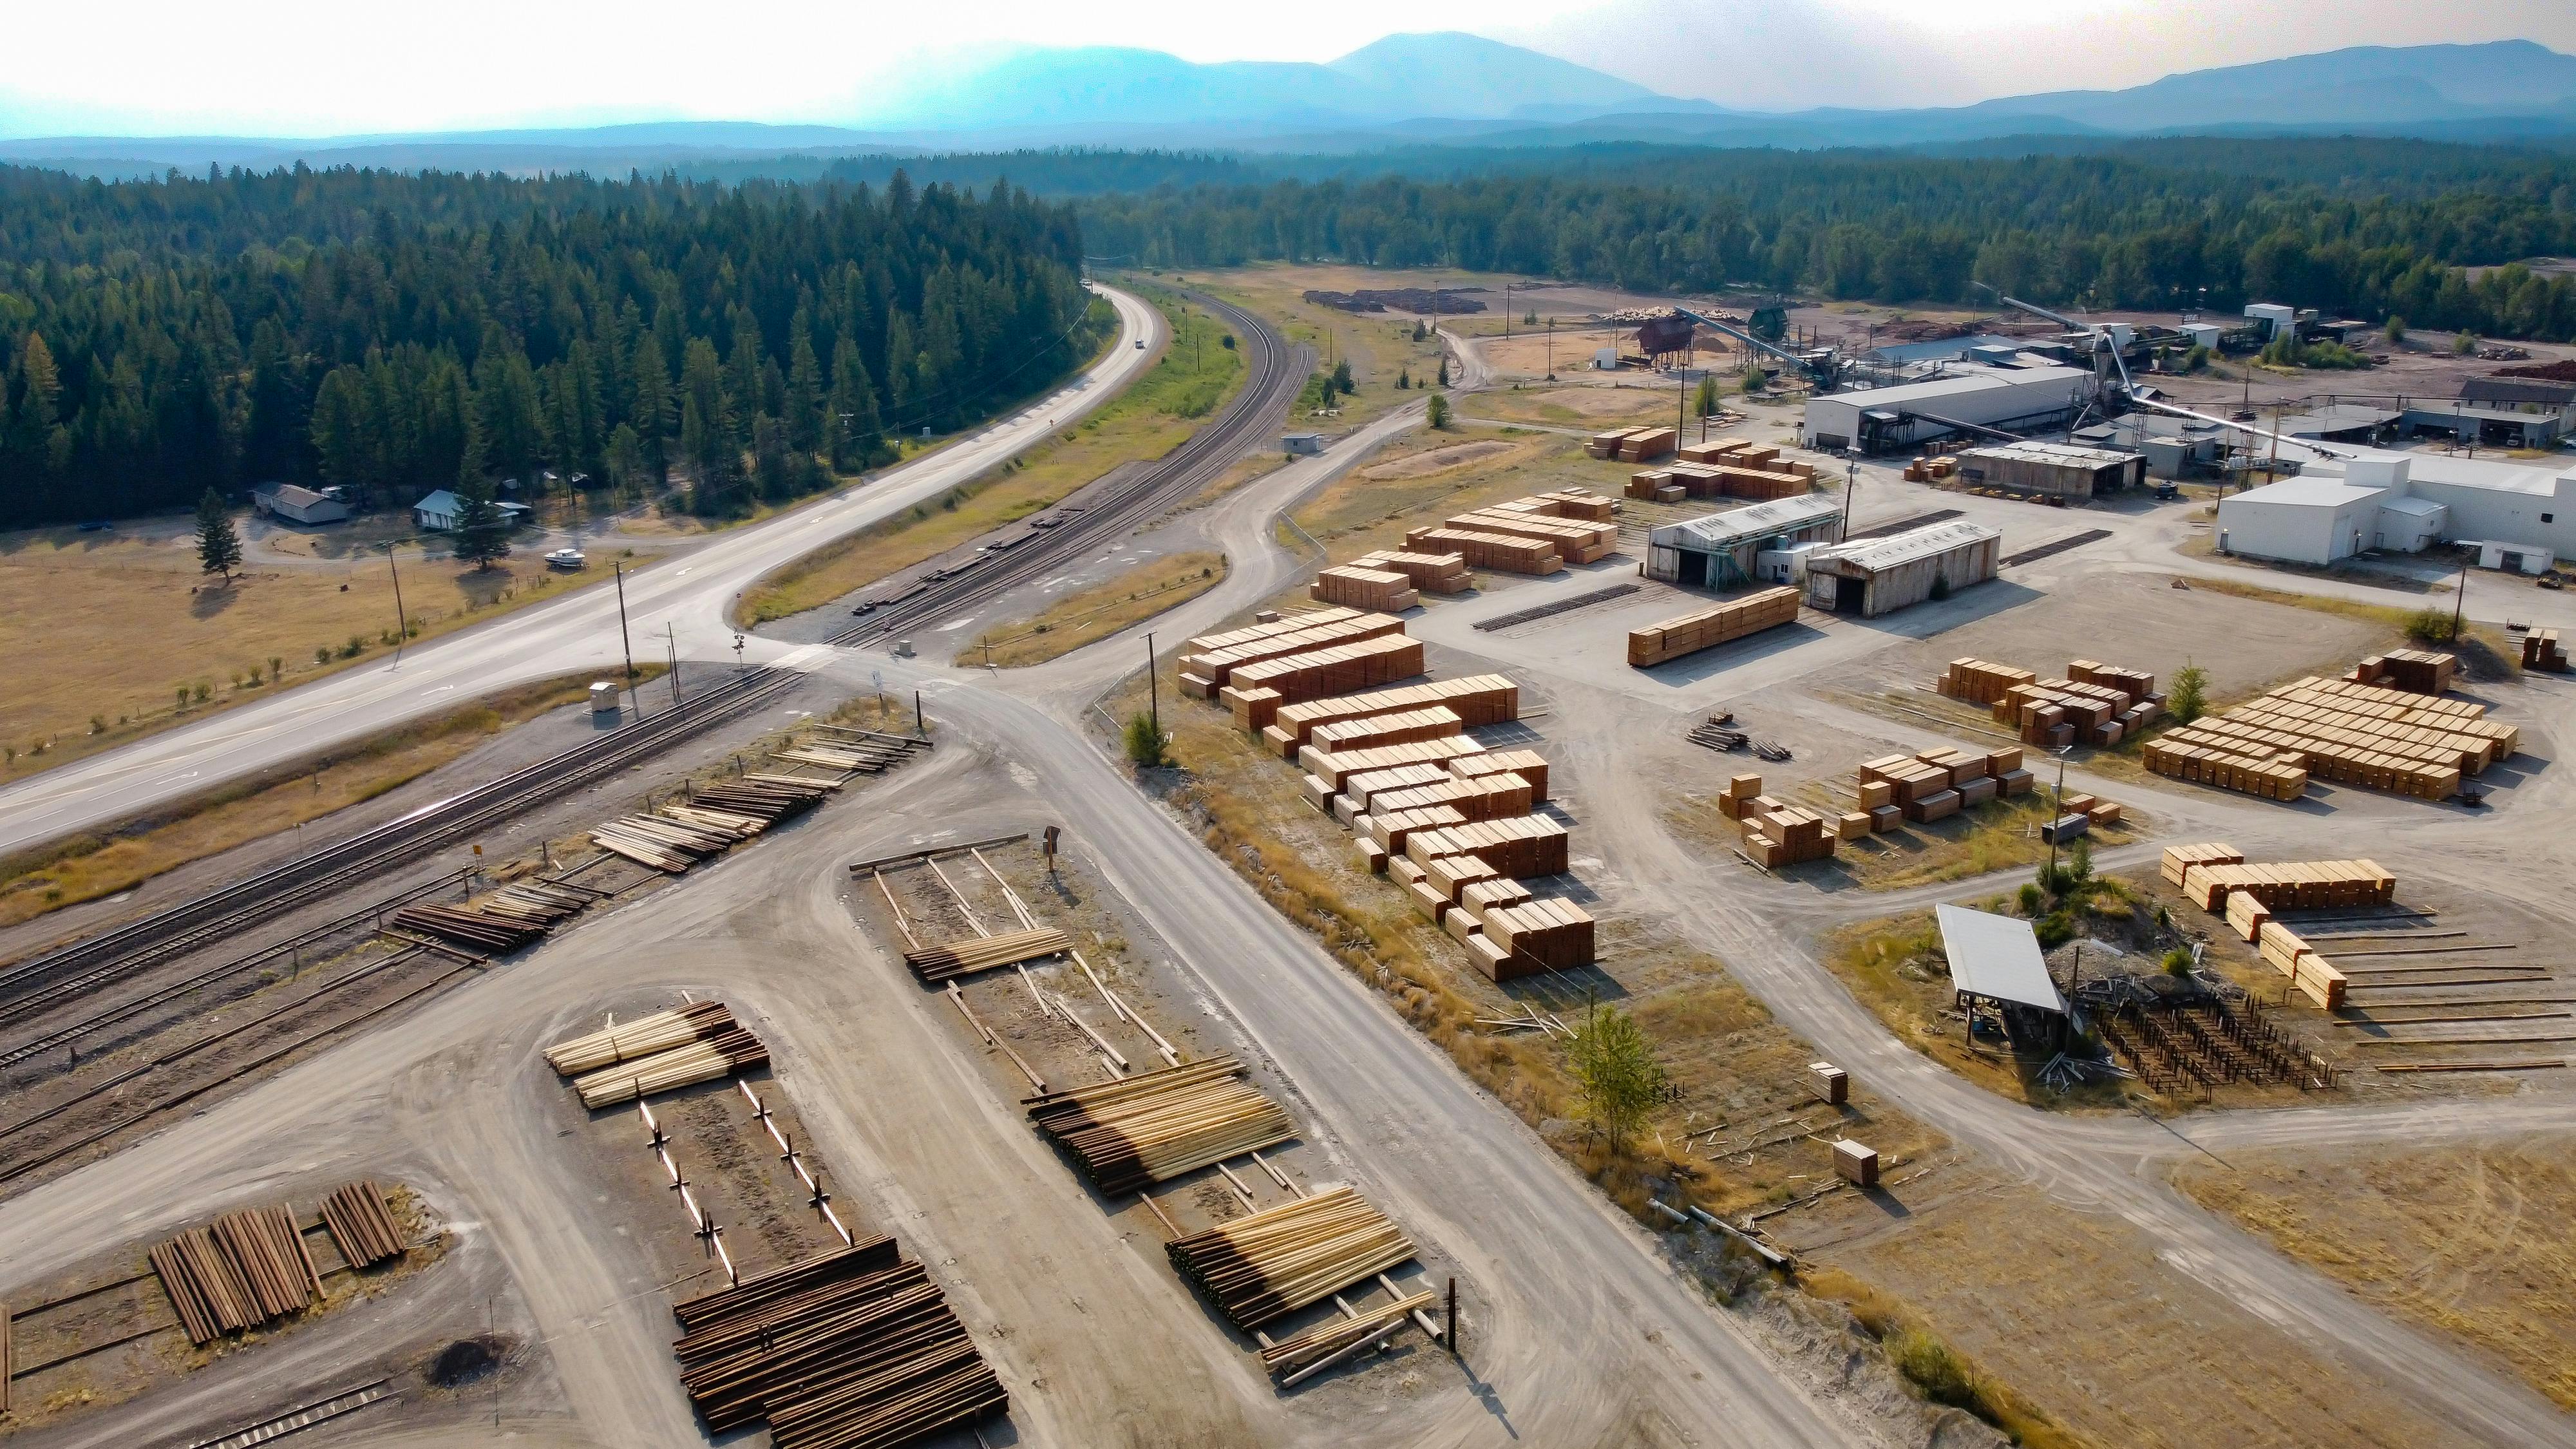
1810,519,1998,572
1936,904,2065,1014
1649,493,1843,552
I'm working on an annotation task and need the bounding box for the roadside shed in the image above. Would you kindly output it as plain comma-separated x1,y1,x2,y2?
251,482,350,526
1801,520,2000,616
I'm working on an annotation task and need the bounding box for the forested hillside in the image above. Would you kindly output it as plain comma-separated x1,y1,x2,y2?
1076,140,2576,341
0,166,1101,527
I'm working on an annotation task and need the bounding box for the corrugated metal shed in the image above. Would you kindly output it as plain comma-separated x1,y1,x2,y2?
1648,493,1843,552
1935,904,2065,1015
1815,519,1997,571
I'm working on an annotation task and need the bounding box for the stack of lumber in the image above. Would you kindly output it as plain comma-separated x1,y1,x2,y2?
902,927,1069,983
572,1027,769,1108
2143,733,2311,800
2054,791,2125,828
1995,676,2159,748
1455,749,1550,800
2175,858,2395,914
1263,674,1519,755
2067,659,2157,702
1472,898,1595,977
2146,674,2514,802
692,776,838,819
770,734,919,774
1180,611,1403,696
547,1000,740,1074
1859,754,1956,824
2257,922,2348,1009
1224,633,1425,714
1530,488,1619,521
1627,585,1801,667
1615,428,1677,462
1678,439,1759,466
1349,549,1472,593
1320,761,1452,815
2524,628,2567,671
478,880,594,926
1440,505,1619,564
1310,565,1419,612
151,1204,324,1345
1937,658,2037,705
1715,772,1765,820
1025,1057,1294,1195
1587,426,1654,459
592,808,759,873
1362,805,1471,855
1164,1186,1417,1330
1403,814,1569,878
671,1245,1006,1449
1738,802,1835,868
1625,469,1687,502
386,900,551,952
1361,773,1531,824
1304,706,1463,757
1306,735,1488,793
2353,649,2456,694
1403,527,1562,574
1259,1291,1440,1379
319,1180,407,1269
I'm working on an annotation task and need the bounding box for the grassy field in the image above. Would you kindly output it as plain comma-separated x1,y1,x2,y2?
962,552,1228,667
0,524,634,786
2183,574,2521,679
0,669,656,929
2175,1141,2576,1410
734,290,1243,627
1457,383,1694,430
1165,264,1461,428
1288,427,1634,565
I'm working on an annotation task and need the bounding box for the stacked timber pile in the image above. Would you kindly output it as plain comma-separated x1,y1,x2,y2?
1221,634,1426,723
1587,426,1675,461
1630,440,1815,502
2160,845,2396,916
1025,1057,1294,1195
2353,649,2456,694
2145,674,2515,802
1627,585,1801,667
1260,1291,1440,1380
571,1028,769,1108
1310,565,1419,612
1533,488,1618,520
1855,746,2031,829
1262,674,1518,757
1441,502,1620,562
770,734,923,775
2257,922,2348,1009
385,900,551,953
670,1243,1007,1449
592,808,760,873
1939,656,2163,747
1406,526,1564,574
1305,706,1463,757
1303,735,1488,794
902,927,1070,983
151,1204,325,1345
319,1180,407,1269
1176,609,1389,696
1348,549,1471,594
1473,898,1595,976
546,1000,740,1074
1719,773,1839,867
1937,658,2036,705
1164,1186,1417,1330
2524,629,2567,671
694,776,838,817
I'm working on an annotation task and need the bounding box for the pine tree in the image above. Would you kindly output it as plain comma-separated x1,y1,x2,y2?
787,332,827,453
1425,393,1451,430
1694,373,1721,418
452,474,512,571
1567,999,1666,1151
1435,354,1450,388
1330,359,1354,394
194,487,243,582
828,337,882,469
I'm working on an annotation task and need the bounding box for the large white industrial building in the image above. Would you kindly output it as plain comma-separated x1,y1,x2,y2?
1803,359,2096,454
2215,448,2573,572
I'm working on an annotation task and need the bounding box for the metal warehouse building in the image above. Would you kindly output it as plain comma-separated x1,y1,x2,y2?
1644,494,1845,589
2216,450,2571,568
1955,440,2146,498
1803,361,2096,453
1802,520,2002,617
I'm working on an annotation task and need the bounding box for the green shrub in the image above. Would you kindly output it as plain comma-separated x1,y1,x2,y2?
2168,661,2208,724
2018,882,2044,915
2163,947,2195,975
1122,712,1167,768
2407,608,2459,645
1888,1327,1981,1409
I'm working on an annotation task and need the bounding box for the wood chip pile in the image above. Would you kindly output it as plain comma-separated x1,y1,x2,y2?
1164,1186,1417,1330
151,1204,325,1345
1025,1057,1294,1196
545,1000,740,1074
671,1242,1006,1449
2146,674,2515,802
901,927,1070,983
1627,585,1801,667
319,1180,407,1269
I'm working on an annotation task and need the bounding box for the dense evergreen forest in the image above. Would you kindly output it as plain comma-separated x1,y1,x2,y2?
0,165,1101,527
1072,139,2576,341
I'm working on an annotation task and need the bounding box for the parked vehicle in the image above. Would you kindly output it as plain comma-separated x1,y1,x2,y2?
544,547,587,571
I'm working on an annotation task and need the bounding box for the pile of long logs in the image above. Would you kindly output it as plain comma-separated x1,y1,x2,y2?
1260,1290,1439,1380
692,777,837,819
771,735,923,774
319,1180,408,1269
546,1000,740,1074
478,880,594,925
385,900,549,952
1165,1187,1417,1330
902,927,1069,983
592,810,759,873
672,1242,1006,1449
151,1204,325,1345
1025,1057,1294,1196
571,1027,770,1108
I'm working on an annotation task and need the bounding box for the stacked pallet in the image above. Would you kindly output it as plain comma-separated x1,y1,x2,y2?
547,1000,740,1074
1164,1186,1417,1330
1223,633,1425,715
319,1180,407,1269
385,900,551,952
151,1204,324,1345
2524,629,2568,671
2353,649,2456,694
1263,674,1519,756
571,1027,770,1108
1405,527,1563,574
1305,706,1463,757
1349,549,1472,594
1180,611,1404,695
1025,1057,1294,1196
1627,585,1801,667
2257,922,2348,1009
1937,658,2036,706
672,1247,1005,1449
902,927,1070,983
1310,565,1419,612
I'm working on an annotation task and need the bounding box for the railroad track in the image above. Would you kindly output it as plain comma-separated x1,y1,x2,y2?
833,292,1309,648
0,667,799,1032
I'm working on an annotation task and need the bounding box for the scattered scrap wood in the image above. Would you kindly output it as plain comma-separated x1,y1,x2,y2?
150,1204,325,1345
318,1180,407,1269
1262,1290,1438,1381
1025,1057,1293,1196
1165,1186,1417,1331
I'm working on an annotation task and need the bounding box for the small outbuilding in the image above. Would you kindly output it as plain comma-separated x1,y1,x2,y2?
1282,431,1325,456
1955,440,2145,498
251,482,350,526
412,489,529,533
1644,493,1844,590
1935,904,2069,1048
1801,519,2000,617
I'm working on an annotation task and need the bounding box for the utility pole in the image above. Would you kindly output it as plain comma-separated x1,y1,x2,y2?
614,560,639,717
383,543,409,665
1841,457,1859,539
665,623,681,707
1545,316,1555,381
1145,632,1161,741
2044,746,2072,891
1504,284,1512,340
2451,558,2468,641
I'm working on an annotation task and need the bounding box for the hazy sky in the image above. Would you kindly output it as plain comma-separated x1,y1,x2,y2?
6,0,2573,136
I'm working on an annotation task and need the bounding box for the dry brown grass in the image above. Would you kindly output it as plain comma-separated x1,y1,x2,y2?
1173,263,1465,427
1800,1265,2093,1449
2184,574,2519,679
2175,1141,2576,1410
1289,428,1632,565
963,553,1228,667
1457,384,1691,429
0,670,652,928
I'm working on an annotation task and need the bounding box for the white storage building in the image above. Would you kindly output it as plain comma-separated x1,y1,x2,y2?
2215,449,2570,566
1803,361,2096,453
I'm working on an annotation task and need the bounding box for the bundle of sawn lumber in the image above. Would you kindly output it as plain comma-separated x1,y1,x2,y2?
1025,1056,1293,1196
1164,1186,1417,1329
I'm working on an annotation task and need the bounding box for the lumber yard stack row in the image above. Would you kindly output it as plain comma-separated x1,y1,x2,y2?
1310,564,1421,613
1589,426,1676,461
151,1204,325,1345
1403,492,1622,575
670,1242,1007,1449
2146,672,2515,802
2524,628,2568,672
769,735,922,775
1855,745,2033,831
2352,648,2456,694
2159,844,2395,916
1628,585,1801,667
1350,549,1472,594
901,927,1071,983
548,1001,770,1108
1164,1186,1417,1331
546,1000,739,1073
1178,606,1383,690
1941,656,2164,748
318,1180,407,1269
1627,439,1815,503
1262,674,1519,758
1025,1057,1294,1197
1224,635,1425,723
588,773,840,875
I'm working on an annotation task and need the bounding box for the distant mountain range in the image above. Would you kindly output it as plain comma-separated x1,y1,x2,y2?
9,35,2576,177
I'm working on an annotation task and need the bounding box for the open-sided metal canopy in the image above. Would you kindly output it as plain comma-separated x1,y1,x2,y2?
1935,904,2066,1016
